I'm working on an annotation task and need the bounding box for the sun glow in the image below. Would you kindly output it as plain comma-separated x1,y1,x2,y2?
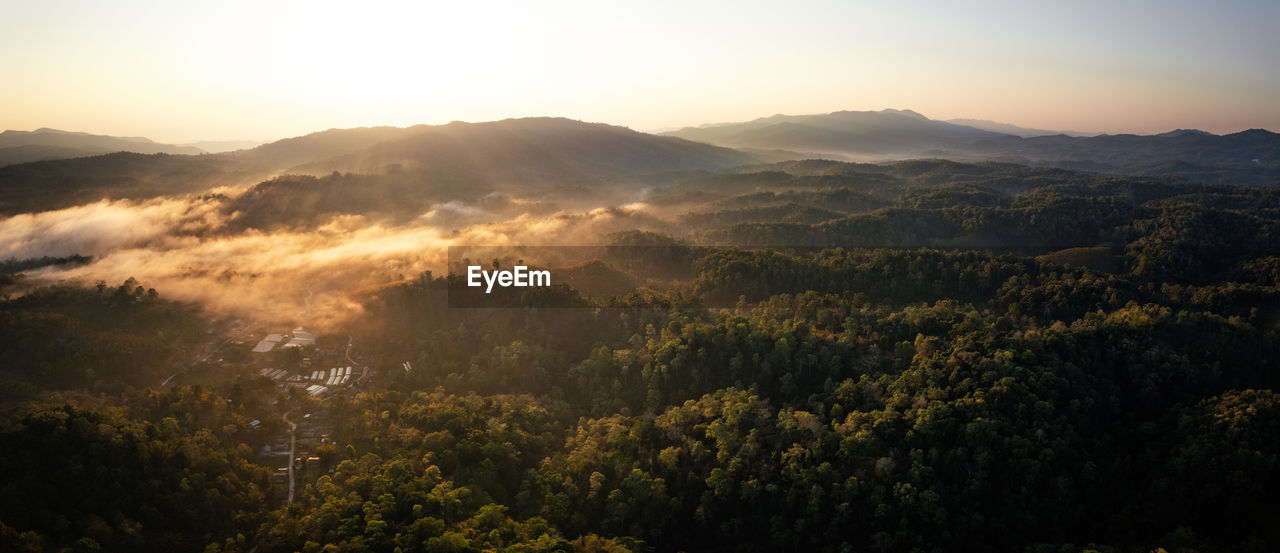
1,0,1276,141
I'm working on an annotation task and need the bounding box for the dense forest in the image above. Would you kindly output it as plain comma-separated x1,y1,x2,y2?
2,158,1279,552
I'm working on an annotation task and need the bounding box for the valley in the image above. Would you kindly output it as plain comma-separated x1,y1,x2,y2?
1,115,1278,551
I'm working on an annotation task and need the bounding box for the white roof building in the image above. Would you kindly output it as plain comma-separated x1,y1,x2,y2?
252,333,286,353
287,328,317,347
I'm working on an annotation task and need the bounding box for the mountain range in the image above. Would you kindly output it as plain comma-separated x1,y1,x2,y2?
666,109,1004,158
664,109,1279,185
0,128,207,166
0,118,756,214
942,118,1086,137
234,117,754,176
1,111,1277,215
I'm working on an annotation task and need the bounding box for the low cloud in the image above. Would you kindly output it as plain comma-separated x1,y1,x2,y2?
0,198,223,259
5,196,670,329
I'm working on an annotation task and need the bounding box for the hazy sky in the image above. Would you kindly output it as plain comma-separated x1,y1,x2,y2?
2,0,1276,143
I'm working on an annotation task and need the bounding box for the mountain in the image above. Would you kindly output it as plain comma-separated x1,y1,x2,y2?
667,110,1280,185
944,118,1087,137
0,118,759,215
1152,129,1214,138
0,128,205,166
220,118,761,229
964,128,1280,185
230,117,756,176
232,125,426,171
279,117,758,177
180,139,263,153
664,109,1007,158
0,152,252,215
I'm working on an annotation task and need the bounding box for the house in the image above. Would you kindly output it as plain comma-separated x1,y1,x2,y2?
271,469,288,483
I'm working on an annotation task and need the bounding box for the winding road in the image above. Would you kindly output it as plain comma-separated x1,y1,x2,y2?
348,335,370,383
282,410,297,502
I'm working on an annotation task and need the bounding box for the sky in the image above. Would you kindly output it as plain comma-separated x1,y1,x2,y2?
1,0,1277,143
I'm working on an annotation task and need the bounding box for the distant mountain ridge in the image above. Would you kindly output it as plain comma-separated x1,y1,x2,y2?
943,118,1086,137
666,109,1005,158
0,118,760,214
665,109,1279,185
964,127,1280,185
0,128,205,166
3,113,1277,217
269,117,757,177
180,139,262,153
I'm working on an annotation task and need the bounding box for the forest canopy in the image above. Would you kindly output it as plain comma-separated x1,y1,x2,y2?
1,157,1278,552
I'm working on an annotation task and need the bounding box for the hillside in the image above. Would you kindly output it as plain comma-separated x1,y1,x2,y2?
258,117,758,176
0,152,252,214
4,156,1280,552
667,110,1280,185
666,109,1004,157
0,118,759,215
0,128,204,166
967,128,1280,185
944,117,1085,137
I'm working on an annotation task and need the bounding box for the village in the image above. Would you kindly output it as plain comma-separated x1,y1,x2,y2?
239,326,376,497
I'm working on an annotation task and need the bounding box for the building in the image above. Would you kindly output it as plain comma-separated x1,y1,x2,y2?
252,333,285,353
283,328,317,348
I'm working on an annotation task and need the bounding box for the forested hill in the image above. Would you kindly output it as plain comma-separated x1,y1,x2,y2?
664,109,1280,186
244,117,758,176
0,128,205,167
0,118,759,215
3,154,1280,551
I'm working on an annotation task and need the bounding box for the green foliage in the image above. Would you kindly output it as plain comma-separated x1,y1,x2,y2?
0,280,204,399
0,398,272,552
5,159,1280,552
347,230,1280,551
